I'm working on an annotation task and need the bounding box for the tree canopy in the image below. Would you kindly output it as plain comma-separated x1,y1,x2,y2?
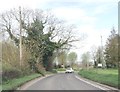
104,28,118,68
0,8,78,71
67,52,77,66
81,52,90,69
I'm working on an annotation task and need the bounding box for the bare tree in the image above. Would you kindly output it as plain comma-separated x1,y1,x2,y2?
81,52,90,69
0,8,79,71
67,52,77,67
90,45,97,67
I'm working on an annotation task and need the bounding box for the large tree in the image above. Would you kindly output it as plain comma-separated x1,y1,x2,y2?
0,8,78,71
90,45,97,66
93,46,104,67
67,52,77,67
81,52,90,69
57,50,67,65
104,28,118,68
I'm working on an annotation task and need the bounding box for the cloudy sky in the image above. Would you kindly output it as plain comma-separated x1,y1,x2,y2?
0,0,118,61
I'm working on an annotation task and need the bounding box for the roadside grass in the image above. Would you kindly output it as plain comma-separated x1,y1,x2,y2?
78,69,118,88
56,68,66,71
2,73,42,91
90,68,118,75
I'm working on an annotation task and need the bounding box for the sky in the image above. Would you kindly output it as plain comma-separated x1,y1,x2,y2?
0,0,118,61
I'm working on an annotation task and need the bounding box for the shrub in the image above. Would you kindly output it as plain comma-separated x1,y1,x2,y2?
57,68,66,71
51,69,57,73
2,41,33,82
2,67,22,82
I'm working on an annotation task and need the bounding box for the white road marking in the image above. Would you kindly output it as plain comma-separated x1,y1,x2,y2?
75,75,107,90
18,75,53,90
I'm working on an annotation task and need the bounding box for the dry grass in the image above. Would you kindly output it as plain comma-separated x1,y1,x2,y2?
2,40,33,81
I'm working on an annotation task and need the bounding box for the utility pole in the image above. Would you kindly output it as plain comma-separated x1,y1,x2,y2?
101,36,103,62
19,6,22,68
101,36,103,65
101,35,105,68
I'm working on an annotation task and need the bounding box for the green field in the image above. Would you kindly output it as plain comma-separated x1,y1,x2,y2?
2,73,42,91
78,69,118,88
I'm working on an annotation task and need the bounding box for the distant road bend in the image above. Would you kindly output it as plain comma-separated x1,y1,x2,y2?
21,73,114,91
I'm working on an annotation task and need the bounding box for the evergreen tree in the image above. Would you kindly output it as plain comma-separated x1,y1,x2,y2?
104,28,118,68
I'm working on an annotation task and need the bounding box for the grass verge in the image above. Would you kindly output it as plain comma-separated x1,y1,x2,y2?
56,68,66,71
2,73,42,91
78,69,118,88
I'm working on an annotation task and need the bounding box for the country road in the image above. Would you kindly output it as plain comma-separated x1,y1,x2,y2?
20,73,114,91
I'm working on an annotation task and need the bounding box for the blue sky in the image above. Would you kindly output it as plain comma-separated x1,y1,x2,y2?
0,0,118,61
42,0,118,28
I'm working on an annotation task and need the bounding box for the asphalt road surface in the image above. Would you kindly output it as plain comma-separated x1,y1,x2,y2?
23,73,110,91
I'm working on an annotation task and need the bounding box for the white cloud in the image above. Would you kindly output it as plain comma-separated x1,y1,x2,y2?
52,8,85,20
52,7,97,25
78,25,110,47
0,0,118,11
69,24,111,61
74,0,118,3
92,3,117,15
0,0,50,12
43,0,118,3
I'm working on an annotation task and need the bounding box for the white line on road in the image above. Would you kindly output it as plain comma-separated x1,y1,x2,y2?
18,74,53,90
75,75,107,90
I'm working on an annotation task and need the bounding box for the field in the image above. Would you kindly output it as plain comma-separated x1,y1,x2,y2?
78,68,118,88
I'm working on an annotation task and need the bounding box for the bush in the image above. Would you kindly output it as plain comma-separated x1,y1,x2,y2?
57,68,66,71
2,41,35,82
2,67,22,82
2,73,41,90
36,70,45,76
51,69,57,73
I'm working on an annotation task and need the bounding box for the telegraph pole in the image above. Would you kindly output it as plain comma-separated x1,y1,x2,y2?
101,36,103,58
101,35,105,68
19,6,22,68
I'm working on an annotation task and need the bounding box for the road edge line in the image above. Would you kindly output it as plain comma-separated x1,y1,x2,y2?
75,75,107,90
17,74,54,90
